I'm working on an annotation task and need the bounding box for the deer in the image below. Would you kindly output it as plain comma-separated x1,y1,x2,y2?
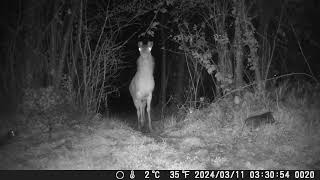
129,41,155,132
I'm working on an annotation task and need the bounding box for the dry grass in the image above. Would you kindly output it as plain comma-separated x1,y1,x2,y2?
0,81,319,169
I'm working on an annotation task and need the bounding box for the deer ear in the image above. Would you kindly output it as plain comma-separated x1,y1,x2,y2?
138,41,143,47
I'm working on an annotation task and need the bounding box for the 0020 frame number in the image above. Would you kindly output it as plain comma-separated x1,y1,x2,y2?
295,171,314,179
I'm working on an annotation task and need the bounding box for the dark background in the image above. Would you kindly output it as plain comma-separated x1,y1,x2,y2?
0,0,319,116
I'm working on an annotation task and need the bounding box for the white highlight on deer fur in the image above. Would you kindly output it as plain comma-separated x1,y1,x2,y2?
129,41,155,132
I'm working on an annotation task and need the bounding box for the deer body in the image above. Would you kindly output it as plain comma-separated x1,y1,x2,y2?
129,41,155,132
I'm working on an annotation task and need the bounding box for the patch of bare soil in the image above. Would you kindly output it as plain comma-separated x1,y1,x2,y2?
0,110,319,170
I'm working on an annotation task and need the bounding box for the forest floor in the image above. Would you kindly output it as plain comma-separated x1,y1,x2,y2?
0,99,320,171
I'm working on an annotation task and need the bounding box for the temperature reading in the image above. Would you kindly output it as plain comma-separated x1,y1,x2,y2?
170,171,180,178
145,170,160,179
145,171,149,179
152,170,160,179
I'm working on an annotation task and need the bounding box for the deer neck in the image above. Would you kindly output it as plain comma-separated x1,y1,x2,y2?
137,56,154,74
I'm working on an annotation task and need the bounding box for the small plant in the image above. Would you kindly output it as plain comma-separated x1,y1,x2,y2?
20,86,70,133
22,86,64,113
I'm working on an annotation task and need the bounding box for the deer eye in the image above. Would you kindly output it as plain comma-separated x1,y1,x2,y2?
139,48,142,51
148,47,152,51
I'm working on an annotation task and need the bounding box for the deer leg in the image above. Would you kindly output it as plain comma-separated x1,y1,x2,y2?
140,104,146,131
135,99,142,131
136,104,141,130
141,101,146,130
146,94,153,132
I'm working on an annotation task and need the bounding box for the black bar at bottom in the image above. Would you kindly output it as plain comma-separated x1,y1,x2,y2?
0,170,319,180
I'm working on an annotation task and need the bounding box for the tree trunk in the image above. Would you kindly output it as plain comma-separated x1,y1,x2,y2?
49,0,58,86
54,0,78,88
160,13,168,111
234,0,244,88
175,52,186,104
